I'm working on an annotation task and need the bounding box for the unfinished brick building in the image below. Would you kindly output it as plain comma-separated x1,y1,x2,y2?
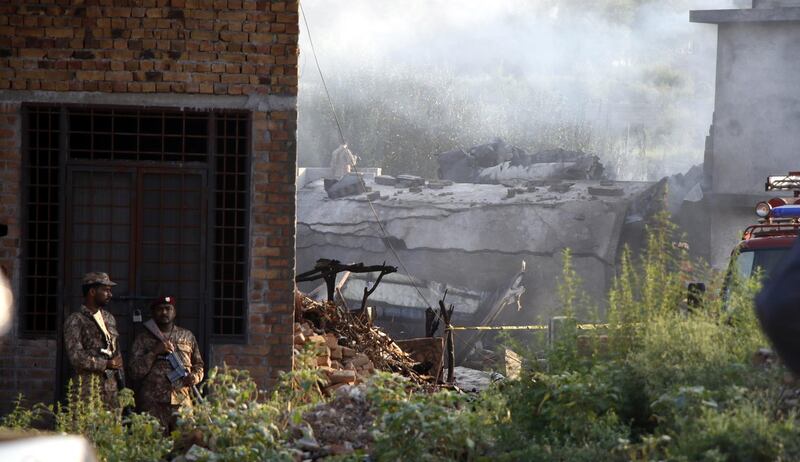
0,0,298,411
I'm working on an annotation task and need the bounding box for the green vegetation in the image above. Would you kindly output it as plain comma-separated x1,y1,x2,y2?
3,214,798,460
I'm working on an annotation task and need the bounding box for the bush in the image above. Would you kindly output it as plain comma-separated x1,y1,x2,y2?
669,403,800,462
175,366,293,462
0,394,46,430
487,210,796,460
368,372,505,462
55,377,172,462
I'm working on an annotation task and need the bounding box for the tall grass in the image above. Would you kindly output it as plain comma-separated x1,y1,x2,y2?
492,210,797,460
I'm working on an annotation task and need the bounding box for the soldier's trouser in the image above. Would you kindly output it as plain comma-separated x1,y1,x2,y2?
143,402,179,435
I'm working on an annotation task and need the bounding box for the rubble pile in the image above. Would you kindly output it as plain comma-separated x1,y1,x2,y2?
294,291,432,390
293,385,374,459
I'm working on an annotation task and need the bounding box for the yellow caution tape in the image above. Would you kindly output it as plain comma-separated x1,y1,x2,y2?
447,323,609,332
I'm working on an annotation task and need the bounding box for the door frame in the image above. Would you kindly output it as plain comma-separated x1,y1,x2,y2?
57,164,210,399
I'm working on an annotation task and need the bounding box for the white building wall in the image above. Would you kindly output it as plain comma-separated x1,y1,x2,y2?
711,22,800,195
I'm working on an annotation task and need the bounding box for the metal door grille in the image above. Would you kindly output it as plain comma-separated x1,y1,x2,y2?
140,172,206,337
212,113,249,337
68,107,208,163
22,106,61,334
67,170,134,342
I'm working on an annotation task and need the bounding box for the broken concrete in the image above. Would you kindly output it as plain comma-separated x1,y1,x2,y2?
324,172,366,199
297,175,662,329
374,175,397,186
438,139,604,184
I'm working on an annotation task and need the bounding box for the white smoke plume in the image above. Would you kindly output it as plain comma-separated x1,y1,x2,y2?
299,0,746,180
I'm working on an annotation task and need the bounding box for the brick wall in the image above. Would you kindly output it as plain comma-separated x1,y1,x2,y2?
0,0,299,409
0,0,298,97
211,108,298,387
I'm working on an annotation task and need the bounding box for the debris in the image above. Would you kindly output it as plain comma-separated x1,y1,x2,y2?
438,139,604,184
588,186,625,197
295,384,373,458
436,148,478,183
395,174,425,188
501,348,522,380
426,179,453,190
395,337,445,381
295,259,397,309
452,366,497,392
325,173,366,199
548,183,573,193
375,175,397,186
294,291,433,386
365,191,381,201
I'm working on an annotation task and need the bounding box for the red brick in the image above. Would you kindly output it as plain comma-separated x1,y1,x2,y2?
221,73,248,84
219,30,248,42
76,70,104,80
105,71,133,81
190,30,217,41
46,27,74,38
219,11,247,21
162,71,188,81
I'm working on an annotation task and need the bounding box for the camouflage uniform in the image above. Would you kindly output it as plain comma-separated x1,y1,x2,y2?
63,305,121,406
130,326,204,433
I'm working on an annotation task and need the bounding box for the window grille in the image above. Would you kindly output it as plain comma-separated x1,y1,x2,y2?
22,106,61,334
212,113,249,337
68,107,208,163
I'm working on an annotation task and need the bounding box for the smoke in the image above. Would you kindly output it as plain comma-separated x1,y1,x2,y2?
298,0,745,180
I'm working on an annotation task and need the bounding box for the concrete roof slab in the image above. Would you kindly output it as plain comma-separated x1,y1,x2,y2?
690,7,800,24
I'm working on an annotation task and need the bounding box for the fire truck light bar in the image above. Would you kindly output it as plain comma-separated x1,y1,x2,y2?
770,205,800,219
767,175,800,192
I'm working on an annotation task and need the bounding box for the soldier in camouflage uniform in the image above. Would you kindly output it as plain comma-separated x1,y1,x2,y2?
63,272,124,407
130,296,204,434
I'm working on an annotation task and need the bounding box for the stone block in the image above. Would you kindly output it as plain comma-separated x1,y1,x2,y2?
375,175,396,186
588,186,624,197
395,175,425,188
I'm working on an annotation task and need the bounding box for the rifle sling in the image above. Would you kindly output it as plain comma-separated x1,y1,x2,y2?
81,309,114,355
143,319,169,343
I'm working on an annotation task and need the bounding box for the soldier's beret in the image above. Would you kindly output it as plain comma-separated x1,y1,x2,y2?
82,272,117,286
150,296,175,308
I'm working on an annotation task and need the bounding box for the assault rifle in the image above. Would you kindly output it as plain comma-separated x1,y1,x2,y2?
142,319,203,401
99,344,126,390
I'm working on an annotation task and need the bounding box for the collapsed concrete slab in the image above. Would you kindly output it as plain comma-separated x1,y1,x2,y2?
297,175,664,333
438,138,604,184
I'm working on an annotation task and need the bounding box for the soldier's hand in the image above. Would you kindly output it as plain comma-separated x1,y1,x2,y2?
153,341,174,355
107,355,123,370
182,375,195,387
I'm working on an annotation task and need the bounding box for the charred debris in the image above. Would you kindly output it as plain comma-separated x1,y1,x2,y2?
297,139,672,342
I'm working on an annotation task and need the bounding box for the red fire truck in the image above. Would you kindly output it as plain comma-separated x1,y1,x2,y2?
688,173,800,306
731,173,800,279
